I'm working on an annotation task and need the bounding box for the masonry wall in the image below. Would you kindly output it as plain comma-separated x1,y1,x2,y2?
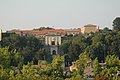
0,29,2,41
81,26,98,34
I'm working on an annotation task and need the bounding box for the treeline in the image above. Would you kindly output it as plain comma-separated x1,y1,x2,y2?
33,27,54,30
0,33,45,66
0,47,120,80
62,17,120,66
0,17,120,80
62,28,120,66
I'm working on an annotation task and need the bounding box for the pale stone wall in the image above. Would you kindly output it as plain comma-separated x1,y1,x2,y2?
64,29,81,35
50,46,58,55
81,24,99,34
45,34,62,55
0,29,2,41
81,27,85,33
45,35,61,46
84,27,97,33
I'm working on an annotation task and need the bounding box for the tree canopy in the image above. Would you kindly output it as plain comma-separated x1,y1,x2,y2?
33,27,54,30
1,18,120,79
113,17,120,31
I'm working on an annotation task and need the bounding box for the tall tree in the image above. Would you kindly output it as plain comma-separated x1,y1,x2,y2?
93,58,101,76
113,17,120,31
100,55,120,79
51,55,64,78
0,47,10,68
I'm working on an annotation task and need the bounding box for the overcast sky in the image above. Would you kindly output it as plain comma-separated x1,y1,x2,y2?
0,0,120,31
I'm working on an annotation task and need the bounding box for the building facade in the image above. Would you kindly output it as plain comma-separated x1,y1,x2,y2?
0,29,2,41
6,24,99,55
45,33,62,56
7,24,99,39
81,24,99,34
64,29,81,36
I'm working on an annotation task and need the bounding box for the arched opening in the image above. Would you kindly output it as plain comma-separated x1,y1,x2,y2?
52,50,56,55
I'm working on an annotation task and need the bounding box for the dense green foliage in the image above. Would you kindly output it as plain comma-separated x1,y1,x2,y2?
93,55,120,80
0,17,120,79
113,17,120,31
1,33,45,65
62,27,120,64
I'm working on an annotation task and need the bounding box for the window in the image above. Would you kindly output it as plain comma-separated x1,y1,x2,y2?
51,41,55,45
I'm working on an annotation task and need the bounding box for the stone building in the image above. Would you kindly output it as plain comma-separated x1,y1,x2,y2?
45,32,62,56
64,28,81,36
81,24,99,34
0,29,2,41
6,25,99,55
7,24,99,38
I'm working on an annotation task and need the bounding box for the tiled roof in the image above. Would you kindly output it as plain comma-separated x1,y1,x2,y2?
21,29,65,35
84,24,97,27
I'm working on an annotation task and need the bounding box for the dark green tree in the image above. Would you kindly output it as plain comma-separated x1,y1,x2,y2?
1,33,44,65
113,17,120,31
93,58,101,76
51,55,64,78
0,47,11,68
100,55,120,80
33,27,54,30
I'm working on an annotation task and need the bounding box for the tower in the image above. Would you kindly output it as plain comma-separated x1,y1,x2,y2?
45,32,61,56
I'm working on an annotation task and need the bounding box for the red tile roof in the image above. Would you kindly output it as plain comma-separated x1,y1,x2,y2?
20,29,66,35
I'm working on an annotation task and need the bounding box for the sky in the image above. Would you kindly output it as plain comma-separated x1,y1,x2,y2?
0,0,120,31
